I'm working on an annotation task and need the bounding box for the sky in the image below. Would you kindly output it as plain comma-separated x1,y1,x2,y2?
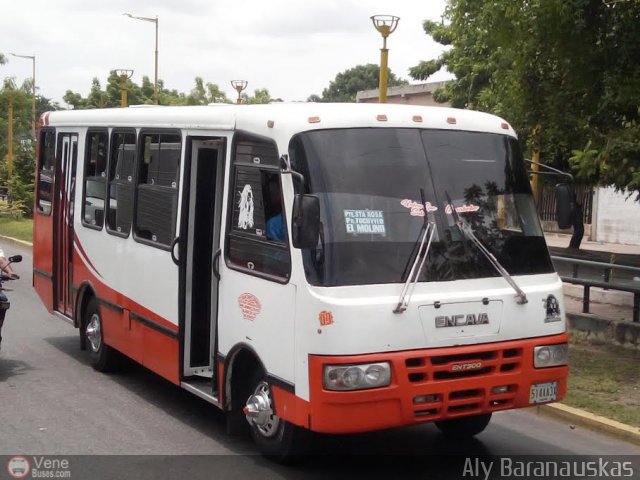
1,0,451,106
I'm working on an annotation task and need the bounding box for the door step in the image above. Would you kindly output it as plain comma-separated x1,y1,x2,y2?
53,311,74,326
181,378,221,407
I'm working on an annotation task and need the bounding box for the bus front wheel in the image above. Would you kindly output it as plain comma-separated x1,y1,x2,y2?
244,372,310,461
84,297,120,372
434,413,492,438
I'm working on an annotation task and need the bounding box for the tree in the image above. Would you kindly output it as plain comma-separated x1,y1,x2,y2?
0,78,35,215
411,0,640,198
242,88,275,104
314,63,408,102
63,74,231,108
186,77,230,105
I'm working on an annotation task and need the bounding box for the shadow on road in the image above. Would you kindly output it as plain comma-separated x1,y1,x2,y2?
0,356,34,382
41,335,502,475
42,334,250,454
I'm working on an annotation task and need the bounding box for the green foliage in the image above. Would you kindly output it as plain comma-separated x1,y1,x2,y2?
241,88,278,104
0,198,25,220
0,77,52,217
63,73,231,108
314,63,408,102
413,0,640,197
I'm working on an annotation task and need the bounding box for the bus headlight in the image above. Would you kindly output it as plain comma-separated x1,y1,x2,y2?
534,344,568,368
323,362,391,391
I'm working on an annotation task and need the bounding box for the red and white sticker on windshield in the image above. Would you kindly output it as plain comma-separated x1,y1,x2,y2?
400,199,439,217
401,199,480,216
445,203,480,214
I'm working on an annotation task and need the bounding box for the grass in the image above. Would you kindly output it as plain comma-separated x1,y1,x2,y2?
0,217,33,243
564,337,640,427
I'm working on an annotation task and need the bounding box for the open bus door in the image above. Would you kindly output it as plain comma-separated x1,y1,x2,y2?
178,137,225,400
53,133,78,317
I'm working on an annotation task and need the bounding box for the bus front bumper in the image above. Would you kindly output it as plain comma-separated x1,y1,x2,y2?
275,333,569,434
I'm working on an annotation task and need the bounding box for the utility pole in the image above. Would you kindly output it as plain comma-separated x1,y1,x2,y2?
6,101,14,178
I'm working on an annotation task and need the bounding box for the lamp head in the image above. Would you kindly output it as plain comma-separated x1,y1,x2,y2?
371,15,400,38
231,80,248,94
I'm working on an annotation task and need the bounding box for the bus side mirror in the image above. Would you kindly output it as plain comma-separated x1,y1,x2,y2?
555,183,574,229
292,194,320,249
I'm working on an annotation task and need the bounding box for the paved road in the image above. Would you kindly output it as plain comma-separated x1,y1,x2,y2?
1,244,638,478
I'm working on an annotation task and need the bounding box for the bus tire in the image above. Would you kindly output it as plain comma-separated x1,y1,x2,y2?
244,371,311,462
434,413,492,438
84,297,119,372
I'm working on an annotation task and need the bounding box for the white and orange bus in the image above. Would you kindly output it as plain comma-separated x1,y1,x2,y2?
33,103,569,458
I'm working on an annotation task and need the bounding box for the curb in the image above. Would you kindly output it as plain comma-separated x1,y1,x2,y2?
533,403,640,447
0,234,33,249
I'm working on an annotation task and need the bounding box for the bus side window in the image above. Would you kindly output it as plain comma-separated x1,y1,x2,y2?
227,134,291,281
106,131,136,237
134,132,181,247
81,130,108,229
36,129,56,215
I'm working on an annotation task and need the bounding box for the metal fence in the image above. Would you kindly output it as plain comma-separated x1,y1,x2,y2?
537,184,593,224
551,255,640,323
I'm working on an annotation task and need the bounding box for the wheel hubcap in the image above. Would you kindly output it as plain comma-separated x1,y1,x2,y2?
86,313,102,352
244,381,280,437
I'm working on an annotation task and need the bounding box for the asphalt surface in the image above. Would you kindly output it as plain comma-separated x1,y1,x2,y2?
1,244,639,479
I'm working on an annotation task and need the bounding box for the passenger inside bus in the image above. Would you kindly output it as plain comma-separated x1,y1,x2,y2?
264,175,285,242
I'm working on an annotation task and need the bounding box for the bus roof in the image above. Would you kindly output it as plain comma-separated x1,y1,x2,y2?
41,103,517,138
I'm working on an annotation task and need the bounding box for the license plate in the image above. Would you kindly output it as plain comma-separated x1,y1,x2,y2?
529,381,558,404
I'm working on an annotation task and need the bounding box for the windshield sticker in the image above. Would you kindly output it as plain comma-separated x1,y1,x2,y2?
237,184,255,230
400,199,439,217
344,210,386,235
445,204,480,214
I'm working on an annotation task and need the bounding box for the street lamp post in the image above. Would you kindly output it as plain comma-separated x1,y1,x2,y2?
231,80,248,104
124,13,159,105
115,69,134,107
370,15,400,104
10,52,36,137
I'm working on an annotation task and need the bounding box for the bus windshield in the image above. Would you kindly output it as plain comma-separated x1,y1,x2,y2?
289,128,554,287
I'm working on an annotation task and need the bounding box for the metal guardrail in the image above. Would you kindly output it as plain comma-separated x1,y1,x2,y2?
551,255,640,323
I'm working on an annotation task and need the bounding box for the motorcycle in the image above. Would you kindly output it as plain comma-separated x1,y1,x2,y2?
0,255,22,352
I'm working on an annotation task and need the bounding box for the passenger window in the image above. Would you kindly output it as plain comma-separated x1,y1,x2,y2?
82,130,108,229
227,134,290,280
36,129,56,215
134,132,181,247
106,131,136,236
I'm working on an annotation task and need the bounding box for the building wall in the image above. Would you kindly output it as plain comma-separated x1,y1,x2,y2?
356,81,450,107
594,187,640,246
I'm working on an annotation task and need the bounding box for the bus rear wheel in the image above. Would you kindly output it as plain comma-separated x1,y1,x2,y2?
434,413,492,438
244,372,311,461
84,297,120,372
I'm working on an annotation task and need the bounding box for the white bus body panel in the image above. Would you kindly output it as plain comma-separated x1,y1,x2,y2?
292,273,565,401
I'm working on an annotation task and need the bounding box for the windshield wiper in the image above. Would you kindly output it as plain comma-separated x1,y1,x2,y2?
445,192,528,305
394,189,436,314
